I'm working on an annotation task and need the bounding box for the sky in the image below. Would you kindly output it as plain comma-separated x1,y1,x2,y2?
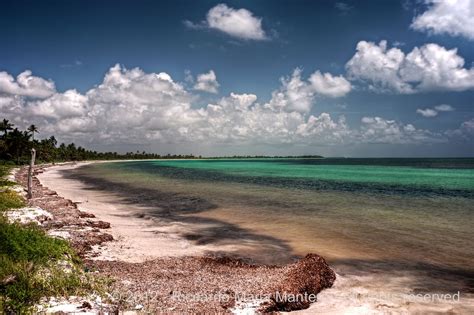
1,0,473,157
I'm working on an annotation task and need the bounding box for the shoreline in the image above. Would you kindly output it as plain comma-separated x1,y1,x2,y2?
37,162,297,264
38,162,206,263
14,162,337,313
15,161,474,314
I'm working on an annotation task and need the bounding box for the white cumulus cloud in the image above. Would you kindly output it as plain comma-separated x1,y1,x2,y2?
193,70,220,93
0,70,55,99
207,4,267,40
267,68,315,113
411,0,474,40
267,69,351,114
185,4,267,40
416,104,455,117
434,104,454,111
309,71,352,97
346,40,474,93
417,108,439,117
0,66,459,149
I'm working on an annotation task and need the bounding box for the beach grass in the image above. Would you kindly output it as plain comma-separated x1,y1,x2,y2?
0,190,24,213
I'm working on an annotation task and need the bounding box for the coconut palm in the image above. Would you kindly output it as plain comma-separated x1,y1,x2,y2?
27,124,39,141
0,119,14,138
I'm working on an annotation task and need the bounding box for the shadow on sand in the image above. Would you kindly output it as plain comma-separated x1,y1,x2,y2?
62,167,297,264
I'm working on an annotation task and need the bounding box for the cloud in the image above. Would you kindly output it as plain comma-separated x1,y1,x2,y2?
416,104,455,117
309,71,352,97
0,66,459,149
360,116,440,144
184,70,194,83
334,2,354,14
345,41,412,93
460,118,474,135
446,118,474,139
417,108,438,117
186,4,267,40
60,60,83,68
0,70,55,98
267,69,351,114
266,68,315,113
30,89,88,120
193,70,220,93
411,0,474,40
183,20,205,30
346,40,474,93
434,104,454,111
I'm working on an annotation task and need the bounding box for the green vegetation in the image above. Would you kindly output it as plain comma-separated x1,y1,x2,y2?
0,166,106,313
0,191,24,213
0,166,16,187
0,166,22,213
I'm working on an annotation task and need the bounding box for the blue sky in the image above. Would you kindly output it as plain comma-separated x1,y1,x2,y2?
1,0,473,156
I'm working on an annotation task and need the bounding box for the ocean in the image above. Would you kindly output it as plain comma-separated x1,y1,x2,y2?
66,158,474,311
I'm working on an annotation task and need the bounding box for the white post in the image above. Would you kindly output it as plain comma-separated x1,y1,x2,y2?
27,148,36,199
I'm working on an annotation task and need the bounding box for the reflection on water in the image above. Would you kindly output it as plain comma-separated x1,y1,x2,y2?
67,158,474,304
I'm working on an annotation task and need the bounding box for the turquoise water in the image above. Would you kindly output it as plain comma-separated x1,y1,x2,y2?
68,158,474,295
139,158,474,192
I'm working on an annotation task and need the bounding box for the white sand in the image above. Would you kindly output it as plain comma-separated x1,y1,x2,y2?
38,163,211,262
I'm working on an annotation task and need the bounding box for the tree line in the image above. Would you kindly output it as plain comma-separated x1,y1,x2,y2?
1,118,324,165
0,119,198,164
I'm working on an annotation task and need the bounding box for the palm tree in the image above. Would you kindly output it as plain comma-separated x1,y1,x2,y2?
27,124,39,141
0,119,14,138
48,136,57,147
7,128,31,164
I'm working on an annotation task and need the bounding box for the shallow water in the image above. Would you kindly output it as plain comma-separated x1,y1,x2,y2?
68,158,474,312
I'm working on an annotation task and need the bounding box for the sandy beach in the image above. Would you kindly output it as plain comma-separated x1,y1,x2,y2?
38,162,295,264
12,162,335,313
39,162,208,263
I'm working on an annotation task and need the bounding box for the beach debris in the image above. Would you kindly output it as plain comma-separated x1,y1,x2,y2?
259,253,336,312
86,219,111,229
79,210,96,218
